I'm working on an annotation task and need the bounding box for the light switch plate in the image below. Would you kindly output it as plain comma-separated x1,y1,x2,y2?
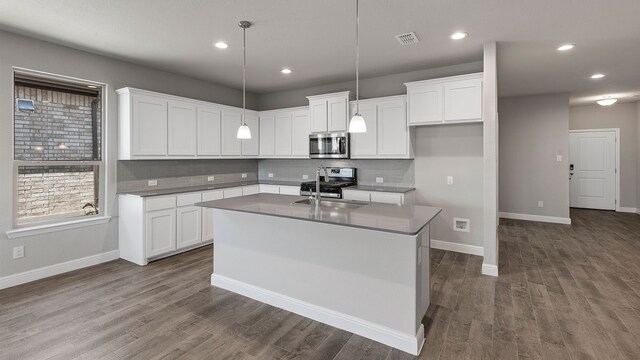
207,176,215,182
148,180,158,187
376,177,384,183
13,246,24,259
302,174,309,180
268,173,274,178
241,173,247,178
556,155,563,162
447,176,454,185
538,201,544,208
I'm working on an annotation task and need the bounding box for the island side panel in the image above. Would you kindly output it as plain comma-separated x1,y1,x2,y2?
211,209,422,340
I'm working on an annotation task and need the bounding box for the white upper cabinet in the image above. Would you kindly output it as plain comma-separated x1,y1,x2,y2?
350,96,411,159
307,91,351,133
221,108,242,156
168,100,197,156
241,111,260,156
197,106,222,156
291,110,310,157
259,113,275,156
350,103,378,157
275,111,293,156
405,73,483,126
129,93,168,157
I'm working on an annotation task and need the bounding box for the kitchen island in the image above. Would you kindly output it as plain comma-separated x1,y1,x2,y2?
197,193,441,355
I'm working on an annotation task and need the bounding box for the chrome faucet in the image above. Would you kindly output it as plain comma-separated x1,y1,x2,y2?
312,165,330,204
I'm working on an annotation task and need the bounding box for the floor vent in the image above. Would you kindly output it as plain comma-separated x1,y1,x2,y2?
395,32,419,45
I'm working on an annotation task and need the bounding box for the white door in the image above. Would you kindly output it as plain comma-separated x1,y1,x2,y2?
310,99,327,133
197,106,222,156
241,112,260,156
176,206,201,249
569,131,616,210
131,94,168,156
221,109,242,155
168,100,197,156
377,99,407,156
259,114,275,157
291,110,310,156
275,112,292,156
328,97,347,132
350,103,378,157
145,209,176,258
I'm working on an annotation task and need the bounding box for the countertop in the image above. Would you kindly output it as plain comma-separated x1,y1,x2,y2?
344,185,415,193
118,180,301,197
196,193,441,235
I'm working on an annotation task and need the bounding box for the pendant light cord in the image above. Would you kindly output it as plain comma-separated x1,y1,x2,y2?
355,0,360,115
242,25,246,125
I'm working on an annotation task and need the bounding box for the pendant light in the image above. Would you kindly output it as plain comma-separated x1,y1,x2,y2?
236,20,252,139
348,0,366,133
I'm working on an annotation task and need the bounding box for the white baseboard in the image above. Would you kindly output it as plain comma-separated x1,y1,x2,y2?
430,239,483,256
481,263,498,277
0,250,119,290
211,274,424,355
499,212,571,225
617,207,638,214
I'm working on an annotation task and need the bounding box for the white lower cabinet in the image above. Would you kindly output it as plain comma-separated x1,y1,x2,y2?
342,189,414,205
202,190,224,242
259,184,280,194
176,206,201,249
145,208,176,258
279,186,301,195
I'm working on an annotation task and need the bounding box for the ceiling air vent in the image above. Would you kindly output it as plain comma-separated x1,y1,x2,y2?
395,32,419,46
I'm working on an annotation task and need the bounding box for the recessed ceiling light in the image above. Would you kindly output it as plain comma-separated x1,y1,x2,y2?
557,44,575,51
596,98,618,106
214,41,229,49
450,32,468,40
590,73,605,79
281,68,292,74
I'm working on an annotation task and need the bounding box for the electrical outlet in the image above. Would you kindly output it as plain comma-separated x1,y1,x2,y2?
447,176,454,185
538,201,544,208
13,246,24,259
556,155,563,162
376,177,384,183
207,176,215,182
302,174,309,180
268,173,274,178
453,218,470,232
148,180,158,187
241,173,247,178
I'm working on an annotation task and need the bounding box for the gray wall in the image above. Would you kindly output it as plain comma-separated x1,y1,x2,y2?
570,103,638,209
498,93,571,219
257,62,483,110
0,30,255,278
638,102,640,210
258,159,414,187
414,124,484,247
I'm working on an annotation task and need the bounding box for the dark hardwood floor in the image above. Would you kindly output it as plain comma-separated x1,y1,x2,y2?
1,208,639,359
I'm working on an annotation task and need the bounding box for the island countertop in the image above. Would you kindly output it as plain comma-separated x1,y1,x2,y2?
196,193,441,235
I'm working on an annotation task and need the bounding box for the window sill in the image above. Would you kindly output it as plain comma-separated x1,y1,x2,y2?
6,216,112,239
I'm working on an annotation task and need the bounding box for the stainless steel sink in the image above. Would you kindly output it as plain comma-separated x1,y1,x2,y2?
292,199,367,209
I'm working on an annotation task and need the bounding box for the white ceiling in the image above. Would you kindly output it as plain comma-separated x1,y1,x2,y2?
1,0,639,103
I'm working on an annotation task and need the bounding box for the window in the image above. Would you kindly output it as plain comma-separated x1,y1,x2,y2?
13,70,104,226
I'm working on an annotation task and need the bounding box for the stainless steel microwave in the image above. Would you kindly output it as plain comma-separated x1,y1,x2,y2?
309,132,349,159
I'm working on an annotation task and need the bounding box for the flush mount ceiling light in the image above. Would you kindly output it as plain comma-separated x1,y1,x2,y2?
281,68,292,74
557,44,575,51
450,32,468,40
236,21,252,139
596,98,618,106
590,73,605,79
348,0,366,133
214,41,229,49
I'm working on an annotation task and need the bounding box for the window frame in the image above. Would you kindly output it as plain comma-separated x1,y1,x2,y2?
11,67,108,229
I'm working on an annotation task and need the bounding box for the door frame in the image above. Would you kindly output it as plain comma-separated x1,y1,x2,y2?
569,128,620,211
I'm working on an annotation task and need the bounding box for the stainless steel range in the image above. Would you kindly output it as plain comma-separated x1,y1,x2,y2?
299,167,357,199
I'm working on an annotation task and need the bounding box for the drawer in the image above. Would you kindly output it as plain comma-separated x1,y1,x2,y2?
242,185,260,196
259,184,280,194
223,187,243,198
279,186,300,196
370,192,404,205
145,196,176,211
202,189,224,201
176,192,202,207
342,190,371,202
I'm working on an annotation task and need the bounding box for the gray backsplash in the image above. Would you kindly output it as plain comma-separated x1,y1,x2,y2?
117,158,414,193
258,159,414,187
